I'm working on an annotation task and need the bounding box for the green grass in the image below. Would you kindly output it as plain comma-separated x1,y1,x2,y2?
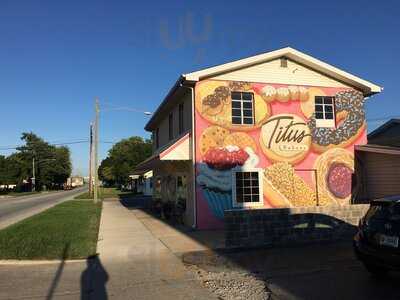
0,200,102,260
74,187,136,200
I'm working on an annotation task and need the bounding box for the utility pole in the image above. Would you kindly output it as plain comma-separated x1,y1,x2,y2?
93,98,100,204
89,123,93,195
32,157,35,192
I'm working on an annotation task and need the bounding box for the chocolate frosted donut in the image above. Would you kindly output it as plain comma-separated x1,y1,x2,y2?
307,90,365,152
202,81,252,111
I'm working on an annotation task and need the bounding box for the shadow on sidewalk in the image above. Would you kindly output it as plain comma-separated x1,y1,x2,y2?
44,244,108,300
80,255,109,300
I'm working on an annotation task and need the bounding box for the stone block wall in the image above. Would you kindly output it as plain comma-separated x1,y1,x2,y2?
225,205,370,248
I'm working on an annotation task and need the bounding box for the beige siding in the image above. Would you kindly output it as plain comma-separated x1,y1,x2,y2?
152,90,192,151
211,58,351,88
357,151,400,200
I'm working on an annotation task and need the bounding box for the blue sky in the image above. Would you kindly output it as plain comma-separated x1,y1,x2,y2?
0,0,399,176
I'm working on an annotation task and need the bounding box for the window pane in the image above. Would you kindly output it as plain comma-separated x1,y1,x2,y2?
315,105,323,112
315,112,324,119
242,93,253,101
231,92,241,100
243,117,253,124
232,108,242,115
251,172,259,180
315,97,323,104
232,117,242,124
243,172,250,179
244,195,252,203
242,101,252,109
236,172,243,180
243,109,253,117
232,101,241,109
325,112,334,120
324,97,333,104
236,195,244,203
244,187,251,195
251,187,259,194
325,105,333,112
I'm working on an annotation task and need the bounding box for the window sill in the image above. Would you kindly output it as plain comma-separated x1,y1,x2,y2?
315,119,335,128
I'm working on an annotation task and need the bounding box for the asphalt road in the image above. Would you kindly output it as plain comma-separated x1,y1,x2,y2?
0,186,88,230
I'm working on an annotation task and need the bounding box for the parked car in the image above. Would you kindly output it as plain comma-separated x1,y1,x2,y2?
354,195,400,275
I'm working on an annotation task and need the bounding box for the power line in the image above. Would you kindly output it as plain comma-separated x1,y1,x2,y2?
102,101,152,115
0,140,89,150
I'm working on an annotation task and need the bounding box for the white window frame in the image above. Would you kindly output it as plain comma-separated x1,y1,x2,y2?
315,96,336,128
231,91,255,126
175,172,188,202
231,167,264,208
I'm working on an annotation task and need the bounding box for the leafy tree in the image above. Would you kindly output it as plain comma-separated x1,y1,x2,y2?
0,156,6,185
98,157,115,186
0,132,72,191
99,136,152,185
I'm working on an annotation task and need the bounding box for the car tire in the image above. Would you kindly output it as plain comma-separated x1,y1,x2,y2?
363,263,388,276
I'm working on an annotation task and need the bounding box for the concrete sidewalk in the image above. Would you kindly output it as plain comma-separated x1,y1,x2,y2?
95,200,217,299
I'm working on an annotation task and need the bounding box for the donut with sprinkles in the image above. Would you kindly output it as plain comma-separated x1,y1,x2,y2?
307,90,366,153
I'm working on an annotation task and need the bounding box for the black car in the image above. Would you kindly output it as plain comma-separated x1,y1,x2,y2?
354,195,400,275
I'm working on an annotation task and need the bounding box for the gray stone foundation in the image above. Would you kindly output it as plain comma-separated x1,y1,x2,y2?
224,205,370,248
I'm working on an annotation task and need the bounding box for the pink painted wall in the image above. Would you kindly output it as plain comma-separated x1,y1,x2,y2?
194,80,367,230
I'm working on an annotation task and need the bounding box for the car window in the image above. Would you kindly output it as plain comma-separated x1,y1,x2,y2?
366,202,400,221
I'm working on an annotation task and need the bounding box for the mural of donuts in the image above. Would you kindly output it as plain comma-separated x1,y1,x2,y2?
195,79,367,229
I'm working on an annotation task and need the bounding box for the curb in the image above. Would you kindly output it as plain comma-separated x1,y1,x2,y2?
0,258,87,265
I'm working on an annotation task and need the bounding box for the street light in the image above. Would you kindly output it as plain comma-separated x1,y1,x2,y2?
32,158,56,192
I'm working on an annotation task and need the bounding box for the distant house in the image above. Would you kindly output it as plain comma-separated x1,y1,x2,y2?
129,171,153,195
355,119,400,201
368,119,400,147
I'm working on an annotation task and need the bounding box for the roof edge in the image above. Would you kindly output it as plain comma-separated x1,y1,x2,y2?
368,119,400,139
183,47,382,95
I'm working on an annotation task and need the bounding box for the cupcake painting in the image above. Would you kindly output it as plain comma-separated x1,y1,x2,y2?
197,145,259,219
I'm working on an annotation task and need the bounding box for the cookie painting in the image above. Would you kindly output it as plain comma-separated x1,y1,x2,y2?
195,80,367,229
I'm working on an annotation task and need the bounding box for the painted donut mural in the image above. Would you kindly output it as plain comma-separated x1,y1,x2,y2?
195,80,366,229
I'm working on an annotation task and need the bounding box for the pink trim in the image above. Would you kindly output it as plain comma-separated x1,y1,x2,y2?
159,133,190,159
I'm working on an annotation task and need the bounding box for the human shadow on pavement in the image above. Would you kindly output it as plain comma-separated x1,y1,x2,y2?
80,254,109,300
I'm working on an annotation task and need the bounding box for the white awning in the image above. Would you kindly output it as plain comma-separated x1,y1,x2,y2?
133,133,190,174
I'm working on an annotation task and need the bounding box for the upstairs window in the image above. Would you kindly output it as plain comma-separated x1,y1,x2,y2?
168,113,173,140
315,96,335,127
231,92,254,125
178,103,184,134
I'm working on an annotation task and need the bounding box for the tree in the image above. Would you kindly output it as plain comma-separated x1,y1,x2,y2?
0,132,72,191
98,157,115,186
0,156,6,185
99,136,152,186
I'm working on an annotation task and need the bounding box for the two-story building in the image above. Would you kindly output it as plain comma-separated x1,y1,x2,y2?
134,47,382,230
